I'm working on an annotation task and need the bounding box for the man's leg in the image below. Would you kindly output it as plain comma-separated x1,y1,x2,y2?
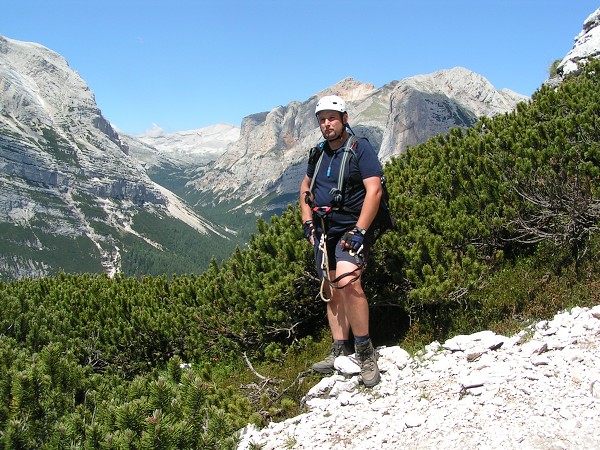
326,269,351,340
336,260,380,387
312,269,353,373
334,261,369,336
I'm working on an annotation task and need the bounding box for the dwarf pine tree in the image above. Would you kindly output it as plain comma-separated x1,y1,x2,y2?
494,61,600,270
366,59,599,329
0,59,597,449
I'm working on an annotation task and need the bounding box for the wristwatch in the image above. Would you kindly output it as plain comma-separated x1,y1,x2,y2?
353,226,366,236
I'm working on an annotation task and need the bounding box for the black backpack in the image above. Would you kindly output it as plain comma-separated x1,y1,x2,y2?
307,135,395,237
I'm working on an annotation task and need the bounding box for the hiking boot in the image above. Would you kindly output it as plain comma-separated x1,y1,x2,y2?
355,340,380,387
312,341,353,374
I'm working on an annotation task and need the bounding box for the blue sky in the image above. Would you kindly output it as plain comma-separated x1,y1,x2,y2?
1,1,598,136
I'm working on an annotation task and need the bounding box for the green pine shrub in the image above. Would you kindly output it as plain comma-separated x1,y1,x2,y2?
364,59,599,342
0,59,598,447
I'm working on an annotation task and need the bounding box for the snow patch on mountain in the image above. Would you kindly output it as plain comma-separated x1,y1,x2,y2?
135,123,240,166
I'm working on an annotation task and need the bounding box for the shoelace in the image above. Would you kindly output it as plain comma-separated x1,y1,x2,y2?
357,348,375,369
331,345,346,357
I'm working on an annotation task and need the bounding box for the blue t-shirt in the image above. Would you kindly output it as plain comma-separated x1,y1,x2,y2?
307,137,383,236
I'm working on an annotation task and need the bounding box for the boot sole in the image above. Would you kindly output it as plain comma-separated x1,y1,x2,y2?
312,366,335,374
361,371,381,387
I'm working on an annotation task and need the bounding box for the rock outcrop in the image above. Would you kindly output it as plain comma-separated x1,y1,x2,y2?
238,305,600,450
0,35,229,279
558,8,600,77
189,72,526,210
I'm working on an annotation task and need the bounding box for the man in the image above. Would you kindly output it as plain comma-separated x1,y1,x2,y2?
300,95,382,387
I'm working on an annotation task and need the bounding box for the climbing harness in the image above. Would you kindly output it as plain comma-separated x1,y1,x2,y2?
305,134,367,302
312,206,366,303
305,130,392,302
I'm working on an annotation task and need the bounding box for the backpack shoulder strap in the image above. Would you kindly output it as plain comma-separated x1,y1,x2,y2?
308,142,325,194
308,135,359,197
335,135,357,196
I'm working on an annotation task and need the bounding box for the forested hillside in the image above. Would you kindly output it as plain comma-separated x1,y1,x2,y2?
0,61,598,449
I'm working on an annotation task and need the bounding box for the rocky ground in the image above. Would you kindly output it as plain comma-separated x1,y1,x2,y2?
237,305,600,449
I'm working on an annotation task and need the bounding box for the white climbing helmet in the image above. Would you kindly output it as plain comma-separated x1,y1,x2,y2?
315,95,346,116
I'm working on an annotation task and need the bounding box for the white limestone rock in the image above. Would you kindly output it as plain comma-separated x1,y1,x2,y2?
237,304,600,450
558,8,600,76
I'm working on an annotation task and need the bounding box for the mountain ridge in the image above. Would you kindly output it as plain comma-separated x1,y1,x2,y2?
0,34,234,279
187,70,527,211
1,6,598,279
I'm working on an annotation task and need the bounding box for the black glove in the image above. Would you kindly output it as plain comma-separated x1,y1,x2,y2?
302,220,314,242
341,228,364,254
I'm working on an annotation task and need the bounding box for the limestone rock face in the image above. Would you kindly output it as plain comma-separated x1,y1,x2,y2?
0,35,161,202
190,71,525,210
558,8,600,76
0,35,227,279
379,67,527,161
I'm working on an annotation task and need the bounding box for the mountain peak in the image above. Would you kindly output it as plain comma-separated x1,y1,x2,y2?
558,8,600,76
317,77,378,103
0,35,231,279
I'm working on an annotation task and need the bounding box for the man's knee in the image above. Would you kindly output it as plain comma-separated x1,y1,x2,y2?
337,277,364,295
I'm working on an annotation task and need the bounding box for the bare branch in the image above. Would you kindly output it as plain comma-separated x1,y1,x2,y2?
265,321,302,339
506,171,600,257
242,351,271,382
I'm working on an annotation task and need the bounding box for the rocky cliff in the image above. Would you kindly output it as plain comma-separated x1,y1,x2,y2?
558,8,600,76
189,70,527,211
0,35,231,279
379,67,528,161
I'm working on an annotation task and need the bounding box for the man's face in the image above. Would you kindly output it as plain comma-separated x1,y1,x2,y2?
317,110,346,141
